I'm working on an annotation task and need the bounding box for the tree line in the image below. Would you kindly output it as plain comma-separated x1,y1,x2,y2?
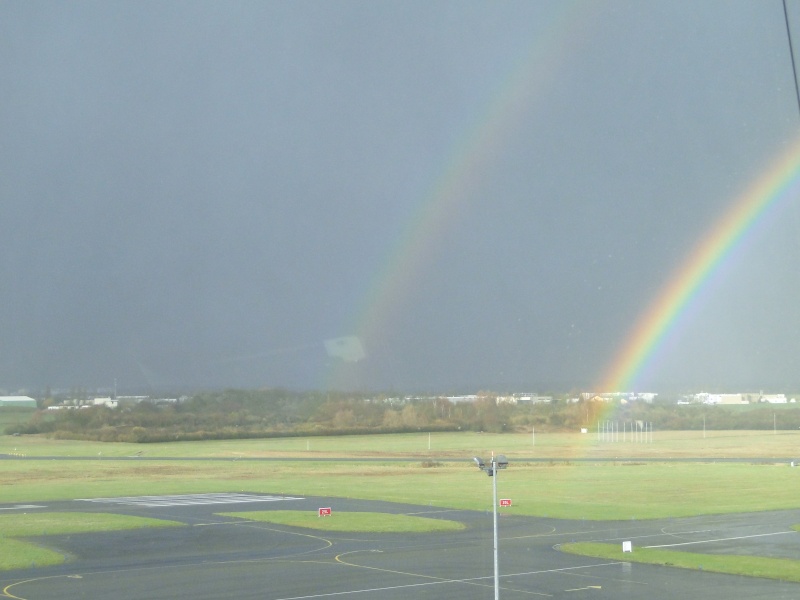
6,389,800,442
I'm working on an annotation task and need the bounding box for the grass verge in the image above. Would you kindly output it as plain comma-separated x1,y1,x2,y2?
5,430,800,459
217,510,465,533
2,459,799,520
0,537,65,570
0,512,183,571
559,542,800,583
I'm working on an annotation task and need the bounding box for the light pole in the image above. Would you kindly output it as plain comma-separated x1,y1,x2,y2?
473,453,508,600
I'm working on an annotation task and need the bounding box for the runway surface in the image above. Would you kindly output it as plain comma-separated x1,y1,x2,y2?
1,493,799,599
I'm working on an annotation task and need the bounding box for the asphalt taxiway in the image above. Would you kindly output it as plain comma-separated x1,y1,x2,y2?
1,494,799,599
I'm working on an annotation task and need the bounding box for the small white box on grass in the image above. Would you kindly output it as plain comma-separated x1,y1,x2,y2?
622,541,632,553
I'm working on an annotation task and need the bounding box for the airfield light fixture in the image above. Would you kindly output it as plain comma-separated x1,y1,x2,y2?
472,453,509,600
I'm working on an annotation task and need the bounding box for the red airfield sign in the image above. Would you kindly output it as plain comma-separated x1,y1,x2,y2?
318,507,332,516
499,499,512,507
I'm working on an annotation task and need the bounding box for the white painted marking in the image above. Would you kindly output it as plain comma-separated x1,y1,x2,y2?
76,493,304,507
0,504,46,510
404,509,461,516
269,563,623,599
645,531,795,548
270,577,553,599
660,528,713,535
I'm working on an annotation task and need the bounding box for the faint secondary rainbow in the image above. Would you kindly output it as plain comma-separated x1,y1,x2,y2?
598,138,800,392
325,3,594,389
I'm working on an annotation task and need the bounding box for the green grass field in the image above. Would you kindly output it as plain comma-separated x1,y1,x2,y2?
0,512,182,571
218,510,465,532
2,458,799,520
560,542,800,583
2,431,800,519
3,429,800,459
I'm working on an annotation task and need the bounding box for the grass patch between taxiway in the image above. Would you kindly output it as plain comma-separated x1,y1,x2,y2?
560,541,800,583
0,512,182,571
218,510,465,533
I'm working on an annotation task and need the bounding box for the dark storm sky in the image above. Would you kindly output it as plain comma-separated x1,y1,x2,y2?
2,1,800,394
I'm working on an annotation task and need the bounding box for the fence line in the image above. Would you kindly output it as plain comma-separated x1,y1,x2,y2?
597,420,653,443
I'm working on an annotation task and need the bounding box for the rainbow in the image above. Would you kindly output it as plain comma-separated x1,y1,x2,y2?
598,138,800,392
325,3,594,389
325,4,799,394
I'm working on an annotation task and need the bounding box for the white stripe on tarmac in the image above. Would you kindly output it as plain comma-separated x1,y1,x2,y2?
268,562,627,600
644,530,795,548
76,493,304,507
0,504,46,510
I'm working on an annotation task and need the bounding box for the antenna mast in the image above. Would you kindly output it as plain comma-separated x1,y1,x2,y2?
783,0,800,116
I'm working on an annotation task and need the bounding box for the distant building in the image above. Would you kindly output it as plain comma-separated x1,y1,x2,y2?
0,396,37,408
446,395,479,404
696,393,747,405
760,394,788,404
496,393,553,405
579,392,657,403
690,392,793,405
514,393,553,404
116,395,151,406
92,397,118,408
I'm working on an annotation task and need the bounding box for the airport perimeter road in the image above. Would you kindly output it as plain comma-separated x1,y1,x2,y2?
1,495,799,599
